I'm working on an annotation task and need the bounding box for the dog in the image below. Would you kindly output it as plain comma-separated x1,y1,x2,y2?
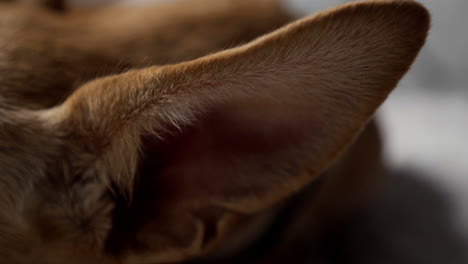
0,0,429,263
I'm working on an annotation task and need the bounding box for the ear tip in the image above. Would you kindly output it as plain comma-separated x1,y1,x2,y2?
370,0,431,35
391,0,431,32
392,1,431,54
338,0,431,48
303,1,431,41
408,1,431,37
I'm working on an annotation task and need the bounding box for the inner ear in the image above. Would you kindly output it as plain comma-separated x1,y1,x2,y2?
105,97,322,259
113,96,317,215
138,97,324,210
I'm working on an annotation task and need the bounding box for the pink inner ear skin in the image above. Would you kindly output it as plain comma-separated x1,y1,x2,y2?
108,97,328,259
136,99,323,211
105,99,322,257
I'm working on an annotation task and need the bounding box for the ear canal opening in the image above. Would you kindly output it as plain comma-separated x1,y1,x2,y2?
104,119,209,255
104,135,170,255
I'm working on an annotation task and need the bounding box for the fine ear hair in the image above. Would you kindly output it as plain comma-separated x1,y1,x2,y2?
44,0,429,263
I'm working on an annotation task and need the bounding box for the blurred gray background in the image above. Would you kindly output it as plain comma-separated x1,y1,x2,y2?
71,0,468,261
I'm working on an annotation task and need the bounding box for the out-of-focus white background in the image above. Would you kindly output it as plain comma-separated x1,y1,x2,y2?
71,0,468,260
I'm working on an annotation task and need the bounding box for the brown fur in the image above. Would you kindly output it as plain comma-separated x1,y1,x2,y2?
0,0,290,108
0,0,429,263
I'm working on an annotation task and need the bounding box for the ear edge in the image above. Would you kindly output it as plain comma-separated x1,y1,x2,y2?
150,0,431,112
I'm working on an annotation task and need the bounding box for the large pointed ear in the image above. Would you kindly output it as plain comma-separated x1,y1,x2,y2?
46,0,429,263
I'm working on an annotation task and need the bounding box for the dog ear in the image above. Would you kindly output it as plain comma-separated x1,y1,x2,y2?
44,0,429,262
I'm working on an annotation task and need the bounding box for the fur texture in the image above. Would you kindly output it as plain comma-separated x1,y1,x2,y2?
0,0,429,263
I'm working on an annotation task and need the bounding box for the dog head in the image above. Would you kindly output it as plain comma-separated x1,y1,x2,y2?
0,0,429,263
